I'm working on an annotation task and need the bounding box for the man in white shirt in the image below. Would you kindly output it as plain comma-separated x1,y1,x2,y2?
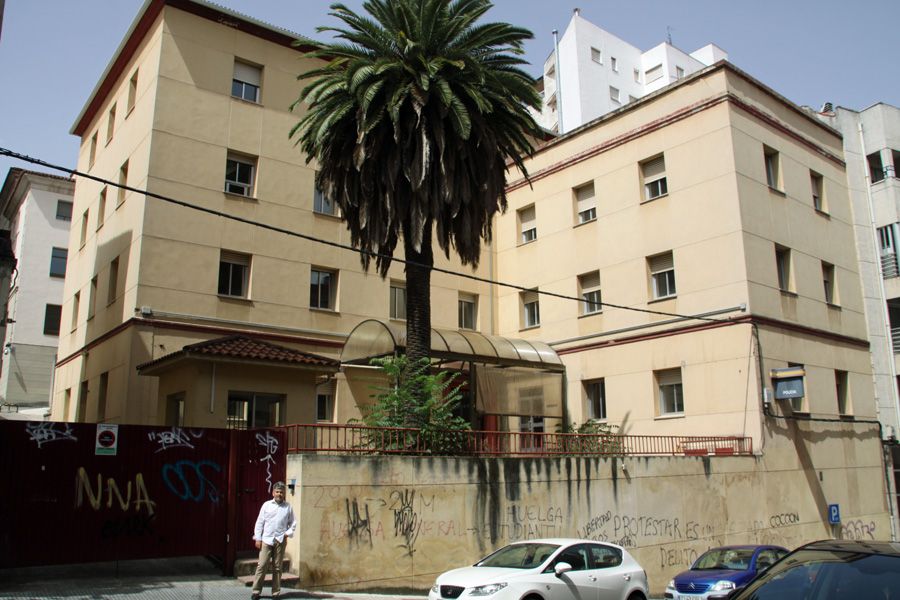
251,481,297,599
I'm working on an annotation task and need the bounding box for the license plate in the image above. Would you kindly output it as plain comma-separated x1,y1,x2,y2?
680,596,703,600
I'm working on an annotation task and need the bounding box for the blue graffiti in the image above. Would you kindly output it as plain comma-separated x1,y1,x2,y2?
162,460,221,503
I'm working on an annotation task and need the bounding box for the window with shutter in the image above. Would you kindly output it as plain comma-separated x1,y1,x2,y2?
232,60,261,102
522,289,540,328
642,155,667,201
459,292,477,330
390,281,407,320
657,368,683,415
649,252,676,299
575,183,596,224
218,250,251,298
520,205,537,243
317,380,335,422
225,154,256,196
580,271,601,314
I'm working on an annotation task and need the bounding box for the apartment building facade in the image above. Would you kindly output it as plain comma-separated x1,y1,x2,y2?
52,0,494,428
0,169,73,414
535,9,727,133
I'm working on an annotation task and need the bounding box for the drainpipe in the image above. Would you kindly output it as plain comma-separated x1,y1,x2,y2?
553,29,564,134
210,363,216,413
858,121,899,541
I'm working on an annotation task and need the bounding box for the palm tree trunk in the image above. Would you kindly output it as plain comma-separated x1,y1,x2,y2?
404,219,433,368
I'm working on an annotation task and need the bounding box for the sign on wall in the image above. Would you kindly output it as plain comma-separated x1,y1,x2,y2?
770,367,805,400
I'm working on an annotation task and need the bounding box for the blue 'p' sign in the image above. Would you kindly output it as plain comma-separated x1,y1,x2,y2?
829,504,840,524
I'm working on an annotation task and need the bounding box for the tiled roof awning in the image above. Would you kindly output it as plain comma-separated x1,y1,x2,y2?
341,320,564,372
137,334,340,375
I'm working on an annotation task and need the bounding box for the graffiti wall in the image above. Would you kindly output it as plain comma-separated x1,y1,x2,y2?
0,421,236,567
286,432,890,596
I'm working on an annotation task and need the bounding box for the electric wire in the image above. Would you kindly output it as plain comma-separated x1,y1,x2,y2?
1,146,734,324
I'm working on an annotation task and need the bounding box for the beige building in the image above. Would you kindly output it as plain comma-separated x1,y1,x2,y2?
52,0,494,428
499,62,878,447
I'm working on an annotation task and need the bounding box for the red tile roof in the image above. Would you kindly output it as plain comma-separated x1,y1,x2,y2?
137,334,340,371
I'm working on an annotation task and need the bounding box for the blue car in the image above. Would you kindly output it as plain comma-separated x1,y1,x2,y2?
664,545,789,600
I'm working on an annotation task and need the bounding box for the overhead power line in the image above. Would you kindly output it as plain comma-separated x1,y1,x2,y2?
1,147,733,324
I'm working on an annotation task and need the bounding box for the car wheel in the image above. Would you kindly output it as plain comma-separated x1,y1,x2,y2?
626,593,646,600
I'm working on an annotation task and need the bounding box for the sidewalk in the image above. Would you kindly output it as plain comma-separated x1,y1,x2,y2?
0,557,428,600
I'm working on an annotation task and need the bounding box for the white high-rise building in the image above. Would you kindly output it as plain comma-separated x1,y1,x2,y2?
536,10,727,133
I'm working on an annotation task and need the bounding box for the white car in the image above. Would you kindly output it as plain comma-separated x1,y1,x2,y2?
429,538,649,600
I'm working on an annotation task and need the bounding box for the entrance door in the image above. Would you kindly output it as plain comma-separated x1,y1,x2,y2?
235,428,287,552
520,416,544,453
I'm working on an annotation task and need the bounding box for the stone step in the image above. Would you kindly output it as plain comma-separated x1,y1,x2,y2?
237,572,301,588
234,556,291,577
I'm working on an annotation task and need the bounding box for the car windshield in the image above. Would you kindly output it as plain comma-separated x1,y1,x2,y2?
476,543,560,569
737,549,900,599
694,548,756,571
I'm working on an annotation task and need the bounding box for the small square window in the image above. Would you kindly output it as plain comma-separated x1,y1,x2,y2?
590,47,602,63
117,160,128,207
642,155,667,201
586,379,606,421
579,271,601,315
764,146,781,189
310,269,336,310
218,250,250,298
522,289,540,328
657,368,683,415
835,370,849,415
633,69,640,83
822,261,837,305
127,69,138,115
776,245,792,292
317,390,334,423
459,293,477,330
50,247,68,277
314,181,337,215
56,200,73,222
232,60,261,102
810,171,825,212
649,252,676,300
868,152,885,183
645,64,663,83
390,281,407,320
575,182,596,224
610,57,618,72
519,205,537,244
676,66,684,79
609,86,620,103
225,154,256,197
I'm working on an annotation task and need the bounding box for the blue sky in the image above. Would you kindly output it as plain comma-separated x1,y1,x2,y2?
1,0,897,181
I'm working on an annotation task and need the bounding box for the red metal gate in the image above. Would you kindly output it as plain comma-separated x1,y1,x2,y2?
0,421,284,571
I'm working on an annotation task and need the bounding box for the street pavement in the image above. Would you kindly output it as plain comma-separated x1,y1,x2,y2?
0,556,429,600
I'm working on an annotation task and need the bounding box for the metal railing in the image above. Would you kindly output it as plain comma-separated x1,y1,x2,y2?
280,423,753,457
882,252,899,279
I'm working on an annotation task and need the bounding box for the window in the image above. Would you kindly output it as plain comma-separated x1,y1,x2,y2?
117,160,128,206
63,388,71,421
88,275,98,319
50,247,67,277
97,372,109,422
580,271,601,315
232,60,261,102
80,209,89,247
310,269,335,310
892,150,900,179
97,188,106,229
459,292,477,330
522,289,540,328
88,133,98,168
586,379,606,420
519,411,544,452
776,245,792,292
642,155,668,201
108,257,119,305
127,70,138,114
878,224,898,278
519,205,536,243
609,86,620,103
218,250,250,298
43,304,62,336
575,182,596,224
610,57,618,72
649,252,676,299
657,368,684,415
552,544,590,571
878,225,896,255
822,261,837,305
316,380,335,423
71,292,80,332
77,381,88,422
314,182,337,215
633,68,640,83
56,200,73,222
764,146,781,189
590,47,602,63
106,103,116,144
167,394,185,427
868,151,885,183
390,281,407,320
835,370,849,415
227,392,283,429
645,64,663,83
225,154,255,196
676,66,685,79
810,171,825,211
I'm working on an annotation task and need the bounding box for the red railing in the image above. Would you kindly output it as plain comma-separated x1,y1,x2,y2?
280,423,753,457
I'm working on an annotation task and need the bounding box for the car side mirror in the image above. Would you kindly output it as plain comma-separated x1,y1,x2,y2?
554,563,572,578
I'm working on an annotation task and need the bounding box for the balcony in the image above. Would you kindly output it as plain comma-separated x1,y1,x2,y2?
280,423,753,457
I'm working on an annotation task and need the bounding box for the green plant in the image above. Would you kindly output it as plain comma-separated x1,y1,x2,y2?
354,355,472,455
555,420,624,456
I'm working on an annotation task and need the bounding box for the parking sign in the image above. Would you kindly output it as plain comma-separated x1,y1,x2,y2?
829,504,840,524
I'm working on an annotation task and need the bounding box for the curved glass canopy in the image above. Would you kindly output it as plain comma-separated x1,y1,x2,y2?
341,320,564,371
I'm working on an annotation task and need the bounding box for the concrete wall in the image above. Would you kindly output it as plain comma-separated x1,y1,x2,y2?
284,429,890,597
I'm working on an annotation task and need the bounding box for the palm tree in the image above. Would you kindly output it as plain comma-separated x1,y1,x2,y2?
291,0,542,366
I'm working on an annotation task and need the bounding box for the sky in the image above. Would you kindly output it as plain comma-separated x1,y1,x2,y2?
1,0,898,182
